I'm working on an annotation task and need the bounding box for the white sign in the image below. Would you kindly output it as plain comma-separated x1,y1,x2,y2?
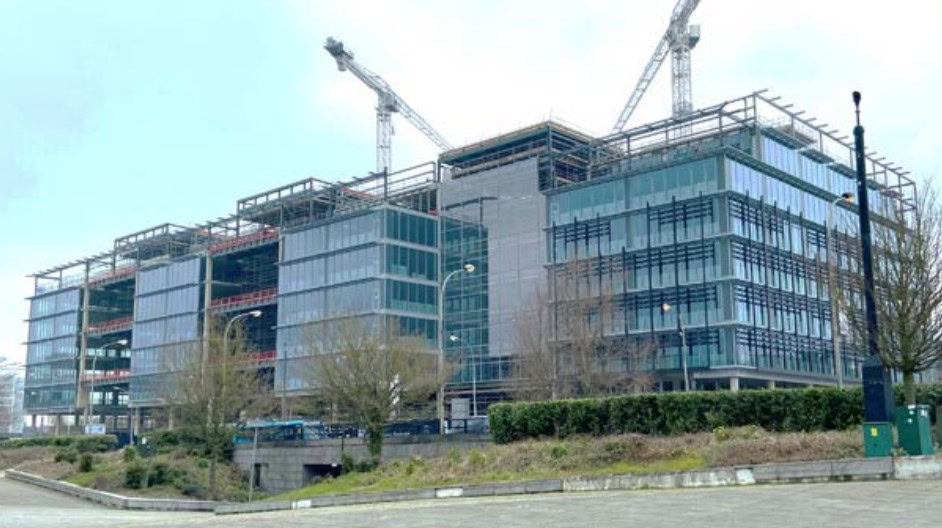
84,424,106,435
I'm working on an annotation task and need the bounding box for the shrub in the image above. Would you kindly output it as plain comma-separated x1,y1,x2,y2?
404,455,424,476
1,435,118,452
143,427,235,461
356,460,377,473
179,482,205,497
340,453,355,474
468,449,487,468
54,449,78,464
123,446,138,463
550,444,569,460
78,453,94,473
74,435,118,453
125,462,148,489
489,386,875,443
149,462,171,486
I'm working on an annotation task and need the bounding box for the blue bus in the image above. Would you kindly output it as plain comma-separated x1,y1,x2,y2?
233,420,330,445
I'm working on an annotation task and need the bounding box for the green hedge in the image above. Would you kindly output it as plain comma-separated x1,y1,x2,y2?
0,435,118,452
489,384,942,443
142,426,234,461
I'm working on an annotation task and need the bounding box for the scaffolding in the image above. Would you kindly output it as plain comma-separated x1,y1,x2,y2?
543,91,916,214
440,121,593,189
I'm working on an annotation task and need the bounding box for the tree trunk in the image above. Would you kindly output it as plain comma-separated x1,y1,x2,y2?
366,424,383,464
209,447,218,500
903,370,917,405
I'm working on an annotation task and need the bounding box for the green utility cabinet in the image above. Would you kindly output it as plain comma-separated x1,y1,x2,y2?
896,405,934,456
863,422,893,457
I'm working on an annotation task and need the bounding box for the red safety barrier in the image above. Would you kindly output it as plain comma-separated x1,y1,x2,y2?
87,317,133,334
209,227,279,254
82,369,131,384
246,350,276,363
209,288,277,310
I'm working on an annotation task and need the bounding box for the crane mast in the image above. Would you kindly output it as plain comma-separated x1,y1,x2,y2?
611,0,701,133
325,37,453,174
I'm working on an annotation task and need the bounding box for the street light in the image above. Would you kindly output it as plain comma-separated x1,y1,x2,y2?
438,263,475,434
87,338,129,426
448,334,478,418
221,310,263,396
660,303,689,392
828,192,854,388
211,310,263,435
223,310,263,357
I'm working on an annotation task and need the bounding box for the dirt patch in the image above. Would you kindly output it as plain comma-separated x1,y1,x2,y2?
705,429,862,466
0,447,56,471
15,459,75,480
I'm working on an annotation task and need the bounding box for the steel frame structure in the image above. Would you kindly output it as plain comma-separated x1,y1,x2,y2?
557,91,915,215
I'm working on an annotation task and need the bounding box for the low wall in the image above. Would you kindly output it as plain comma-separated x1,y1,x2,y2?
3,470,221,511
233,434,492,492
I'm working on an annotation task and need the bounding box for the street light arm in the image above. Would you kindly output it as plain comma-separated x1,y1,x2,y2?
438,264,475,433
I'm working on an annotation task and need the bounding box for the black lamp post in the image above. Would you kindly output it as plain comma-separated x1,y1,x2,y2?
853,92,895,454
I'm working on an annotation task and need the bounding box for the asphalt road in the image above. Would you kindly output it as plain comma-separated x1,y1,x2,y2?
3,473,942,528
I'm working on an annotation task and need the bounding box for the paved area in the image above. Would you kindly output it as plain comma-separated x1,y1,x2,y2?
0,472,205,528
3,473,942,528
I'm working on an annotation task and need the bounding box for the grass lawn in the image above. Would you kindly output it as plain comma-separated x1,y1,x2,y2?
273,426,862,502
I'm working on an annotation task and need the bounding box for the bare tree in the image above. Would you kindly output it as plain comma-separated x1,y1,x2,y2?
841,184,942,404
514,259,655,400
304,317,444,462
167,318,275,499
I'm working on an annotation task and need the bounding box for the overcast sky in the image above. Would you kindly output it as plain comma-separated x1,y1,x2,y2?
2,0,941,366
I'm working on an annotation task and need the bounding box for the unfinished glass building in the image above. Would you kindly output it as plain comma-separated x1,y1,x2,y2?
534,92,916,391
23,90,919,433
25,164,440,434
434,92,917,409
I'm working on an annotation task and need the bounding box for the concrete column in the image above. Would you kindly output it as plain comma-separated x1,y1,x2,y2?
54,415,61,436
730,377,740,392
133,408,141,438
168,406,175,430
78,262,91,415
201,254,213,376
767,379,776,389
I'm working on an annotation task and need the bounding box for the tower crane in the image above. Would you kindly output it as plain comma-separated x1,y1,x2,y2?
325,37,453,174
611,0,701,133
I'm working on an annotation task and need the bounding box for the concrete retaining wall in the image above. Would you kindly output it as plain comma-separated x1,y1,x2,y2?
234,434,492,492
3,470,221,511
749,457,893,484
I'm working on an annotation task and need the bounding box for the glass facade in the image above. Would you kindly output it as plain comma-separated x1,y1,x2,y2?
275,207,439,393
129,257,202,404
440,157,547,404
539,131,892,387
24,288,81,411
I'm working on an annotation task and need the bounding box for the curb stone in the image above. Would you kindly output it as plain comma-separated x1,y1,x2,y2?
3,469,223,512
